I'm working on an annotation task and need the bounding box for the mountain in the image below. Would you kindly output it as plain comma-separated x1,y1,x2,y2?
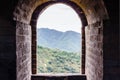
37,46,81,73
37,28,81,52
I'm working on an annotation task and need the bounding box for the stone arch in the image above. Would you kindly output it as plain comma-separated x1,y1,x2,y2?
30,1,88,75
13,0,108,24
14,0,109,80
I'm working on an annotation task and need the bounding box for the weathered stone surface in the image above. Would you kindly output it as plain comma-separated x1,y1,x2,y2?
13,0,49,24
0,0,119,80
13,0,118,80
13,0,108,24
16,22,31,80
16,22,31,36
85,22,103,80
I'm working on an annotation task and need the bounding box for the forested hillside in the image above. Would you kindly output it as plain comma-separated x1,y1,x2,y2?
37,46,81,73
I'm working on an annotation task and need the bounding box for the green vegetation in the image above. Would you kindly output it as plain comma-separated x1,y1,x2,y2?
37,28,81,52
37,46,81,73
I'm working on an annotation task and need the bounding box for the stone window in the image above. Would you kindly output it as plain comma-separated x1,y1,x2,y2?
36,3,82,74
30,1,87,76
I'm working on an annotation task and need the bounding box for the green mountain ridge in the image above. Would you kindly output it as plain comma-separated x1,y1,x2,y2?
37,28,81,52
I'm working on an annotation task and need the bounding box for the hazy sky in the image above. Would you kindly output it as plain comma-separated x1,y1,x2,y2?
37,3,82,33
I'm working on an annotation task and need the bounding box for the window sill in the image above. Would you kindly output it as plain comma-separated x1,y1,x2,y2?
31,73,86,80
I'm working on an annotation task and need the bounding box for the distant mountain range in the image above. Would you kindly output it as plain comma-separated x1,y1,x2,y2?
37,28,81,52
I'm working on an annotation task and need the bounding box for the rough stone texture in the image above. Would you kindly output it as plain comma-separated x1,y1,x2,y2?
13,0,113,80
85,21,103,80
13,0,49,24
13,1,108,79
16,22,31,80
0,0,119,80
71,0,108,24
13,0,108,24
30,0,88,74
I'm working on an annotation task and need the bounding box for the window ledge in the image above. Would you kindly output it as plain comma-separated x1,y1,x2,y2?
31,74,86,80
32,73,85,77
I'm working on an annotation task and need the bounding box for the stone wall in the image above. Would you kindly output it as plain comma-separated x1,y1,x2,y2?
0,16,16,80
0,0,119,80
13,0,108,80
0,0,18,80
103,0,119,80
103,20,119,80
31,75,86,80
85,21,103,80
16,22,31,80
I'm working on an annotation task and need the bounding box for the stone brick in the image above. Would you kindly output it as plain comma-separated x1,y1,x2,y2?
0,0,118,80
85,21,103,80
16,22,31,80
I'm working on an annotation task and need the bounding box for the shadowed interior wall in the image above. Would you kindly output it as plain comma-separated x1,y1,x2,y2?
0,0,119,80
103,0,119,80
0,0,18,80
0,17,16,80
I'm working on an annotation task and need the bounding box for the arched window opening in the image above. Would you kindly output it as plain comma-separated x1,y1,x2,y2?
36,3,82,75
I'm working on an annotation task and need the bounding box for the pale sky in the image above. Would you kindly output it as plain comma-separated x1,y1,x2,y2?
37,3,82,33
